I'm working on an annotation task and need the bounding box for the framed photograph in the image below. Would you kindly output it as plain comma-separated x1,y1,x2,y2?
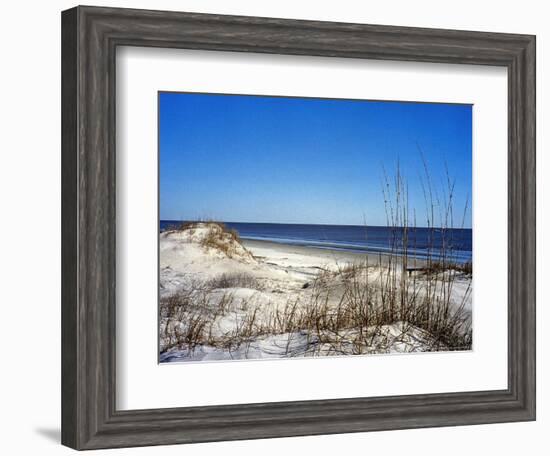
61,5,536,450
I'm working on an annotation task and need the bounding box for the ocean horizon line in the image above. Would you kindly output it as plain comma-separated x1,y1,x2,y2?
159,219,473,231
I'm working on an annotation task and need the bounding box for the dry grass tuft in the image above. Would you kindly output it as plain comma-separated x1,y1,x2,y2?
206,272,263,290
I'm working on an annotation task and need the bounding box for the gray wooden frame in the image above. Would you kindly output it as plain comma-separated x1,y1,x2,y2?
61,5,536,450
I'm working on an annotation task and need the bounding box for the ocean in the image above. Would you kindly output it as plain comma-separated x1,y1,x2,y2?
160,221,472,263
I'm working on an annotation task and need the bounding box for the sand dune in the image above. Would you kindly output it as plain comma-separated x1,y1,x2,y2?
159,223,472,362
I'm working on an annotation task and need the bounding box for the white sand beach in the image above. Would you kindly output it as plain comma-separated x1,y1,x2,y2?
159,222,472,362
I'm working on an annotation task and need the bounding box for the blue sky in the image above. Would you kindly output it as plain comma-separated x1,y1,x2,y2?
159,92,472,228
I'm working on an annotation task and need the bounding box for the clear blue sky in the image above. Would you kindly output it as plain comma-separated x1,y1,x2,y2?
159,92,472,228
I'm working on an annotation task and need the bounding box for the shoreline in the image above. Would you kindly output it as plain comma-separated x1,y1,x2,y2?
242,238,429,268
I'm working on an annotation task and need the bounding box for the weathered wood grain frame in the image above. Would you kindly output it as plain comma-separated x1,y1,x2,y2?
61,5,536,450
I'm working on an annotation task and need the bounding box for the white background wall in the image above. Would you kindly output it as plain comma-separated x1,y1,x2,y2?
0,1,546,454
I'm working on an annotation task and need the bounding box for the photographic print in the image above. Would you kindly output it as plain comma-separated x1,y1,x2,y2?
158,92,472,363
